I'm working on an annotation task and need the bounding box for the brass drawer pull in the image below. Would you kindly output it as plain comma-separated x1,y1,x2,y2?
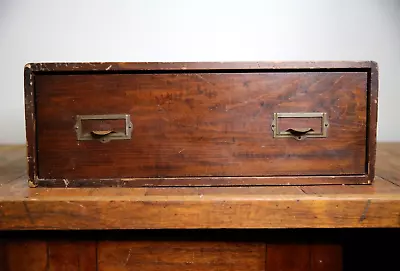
272,112,329,140
90,130,116,137
286,128,314,140
75,114,132,143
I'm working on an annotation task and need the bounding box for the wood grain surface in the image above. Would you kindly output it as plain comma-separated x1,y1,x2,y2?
0,241,6,270
48,241,96,271
98,241,266,271
0,241,96,271
2,241,48,271
375,143,400,186
266,244,311,271
0,237,346,271
1,194,399,230
265,244,343,271
25,61,378,186
25,61,377,72
310,245,342,271
0,143,399,230
35,71,368,182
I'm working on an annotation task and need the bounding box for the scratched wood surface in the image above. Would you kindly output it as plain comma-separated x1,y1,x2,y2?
0,234,346,271
0,143,399,230
26,61,377,72
35,71,368,180
264,244,342,271
98,241,266,271
310,244,343,271
0,240,96,271
25,61,378,186
266,244,311,271
4,230,399,271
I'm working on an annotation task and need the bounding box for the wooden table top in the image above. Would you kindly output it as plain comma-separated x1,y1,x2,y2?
0,143,399,230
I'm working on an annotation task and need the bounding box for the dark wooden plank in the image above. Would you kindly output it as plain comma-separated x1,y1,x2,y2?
47,241,97,271
0,240,6,271
24,64,36,188
4,241,48,271
310,245,342,271
266,244,310,271
2,240,96,271
98,241,265,271
26,61,377,72
34,175,370,188
34,71,368,185
367,61,378,183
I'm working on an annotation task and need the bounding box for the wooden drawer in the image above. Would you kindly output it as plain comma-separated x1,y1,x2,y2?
98,241,266,271
24,62,378,187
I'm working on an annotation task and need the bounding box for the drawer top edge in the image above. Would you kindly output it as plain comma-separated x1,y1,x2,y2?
24,61,378,73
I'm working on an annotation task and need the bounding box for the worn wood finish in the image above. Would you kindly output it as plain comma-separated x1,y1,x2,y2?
265,244,342,271
1,192,399,230
0,144,392,271
24,65,36,188
26,61,377,72
98,241,265,271
0,241,6,270
3,241,48,271
0,143,399,230
32,175,370,188
310,244,342,271
47,241,97,271
3,232,398,271
35,71,367,180
266,244,310,271
375,143,400,186
0,241,96,271
25,61,378,187
0,231,347,271
367,62,379,183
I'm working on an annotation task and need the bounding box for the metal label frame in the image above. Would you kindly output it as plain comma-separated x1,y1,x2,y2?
75,114,133,142
271,112,329,139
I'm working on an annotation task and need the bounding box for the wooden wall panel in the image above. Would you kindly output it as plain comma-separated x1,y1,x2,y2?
98,241,266,271
266,244,310,271
310,245,342,271
265,244,343,271
47,241,97,271
1,241,96,271
0,240,6,271
4,241,48,271
0,239,346,270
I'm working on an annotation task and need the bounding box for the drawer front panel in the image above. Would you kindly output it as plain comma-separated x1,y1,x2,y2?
35,71,367,179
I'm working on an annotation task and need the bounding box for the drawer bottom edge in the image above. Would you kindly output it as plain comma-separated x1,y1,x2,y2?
30,175,371,188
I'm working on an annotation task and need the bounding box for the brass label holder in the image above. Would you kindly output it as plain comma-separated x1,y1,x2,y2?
271,112,329,140
75,114,133,143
